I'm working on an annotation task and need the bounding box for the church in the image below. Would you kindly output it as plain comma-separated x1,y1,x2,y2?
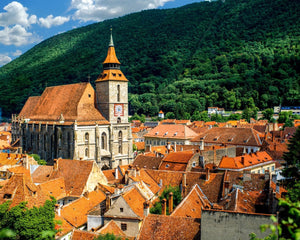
11,32,133,169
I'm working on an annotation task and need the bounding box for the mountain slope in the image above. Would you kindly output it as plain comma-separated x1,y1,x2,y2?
0,0,299,117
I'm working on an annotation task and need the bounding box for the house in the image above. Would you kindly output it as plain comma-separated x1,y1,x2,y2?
0,173,50,208
158,110,164,119
191,127,262,154
218,151,276,174
32,158,108,205
11,32,133,169
144,124,198,147
158,151,200,171
208,107,225,116
132,154,163,170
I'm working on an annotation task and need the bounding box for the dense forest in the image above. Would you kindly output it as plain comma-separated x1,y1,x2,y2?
0,0,299,118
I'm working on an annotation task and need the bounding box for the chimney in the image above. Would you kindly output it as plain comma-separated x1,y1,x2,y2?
200,140,204,151
162,198,167,215
224,181,230,196
206,168,210,181
182,173,187,197
133,168,137,178
125,171,129,185
159,179,163,187
136,167,140,176
274,143,277,151
241,156,245,165
55,204,61,216
272,132,275,142
54,159,58,170
280,130,283,140
265,170,270,181
174,142,177,152
243,170,251,181
168,192,174,214
105,192,111,211
83,191,89,199
143,201,150,217
115,167,118,180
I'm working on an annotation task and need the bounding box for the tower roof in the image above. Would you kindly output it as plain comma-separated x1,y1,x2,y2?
103,29,120,65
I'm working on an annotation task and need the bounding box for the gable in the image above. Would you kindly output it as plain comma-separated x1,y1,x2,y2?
104,196,140,219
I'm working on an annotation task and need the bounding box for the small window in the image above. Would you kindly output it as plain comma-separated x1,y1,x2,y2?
272,166,275,171
166,164,169,168
4,194,12,199
88,94,91,98
112,73,116,77
192,162,196,167
120,208,123,212
121,223,127,231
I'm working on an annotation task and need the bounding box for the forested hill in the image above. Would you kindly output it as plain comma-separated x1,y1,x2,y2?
0,0,299,118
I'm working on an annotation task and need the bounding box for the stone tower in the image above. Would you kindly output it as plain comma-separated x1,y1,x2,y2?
95,29,128,124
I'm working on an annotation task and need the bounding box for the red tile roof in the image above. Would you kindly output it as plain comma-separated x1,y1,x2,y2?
218,151,274,170
97,220,126,237
123,187,147,218
144,124,198,140
19,82,109,125
39,177,67,200
191,127,262,147
71,229,98,240
171,184,212,218
61,189,106,227
138,215,200,240
132,154,163,170
0,173,50,208
134,142,145,151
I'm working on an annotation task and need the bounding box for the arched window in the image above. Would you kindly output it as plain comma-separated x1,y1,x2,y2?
101,132,107,150
117,85,120,102
85,133,89,158
118,131,122,154
85,148,89,158
85,133,89,145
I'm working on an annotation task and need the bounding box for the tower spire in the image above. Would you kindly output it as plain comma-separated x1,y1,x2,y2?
109,27,114,47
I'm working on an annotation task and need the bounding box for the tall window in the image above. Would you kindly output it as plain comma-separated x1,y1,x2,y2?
85,133,89,158
101,132,107,150
118,131,123,154
117,85,120,102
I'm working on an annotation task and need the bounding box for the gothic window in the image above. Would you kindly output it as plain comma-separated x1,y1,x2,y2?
117,85,120,102
118,131,123,154
101,132,107,150
85,133,89,158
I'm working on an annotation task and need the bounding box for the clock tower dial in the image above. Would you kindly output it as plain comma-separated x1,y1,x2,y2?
114,104,124,116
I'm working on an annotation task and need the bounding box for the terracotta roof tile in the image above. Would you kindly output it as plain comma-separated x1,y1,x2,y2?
61,189,106,227
19,82,109,124
144,124,198,140
39,177,67,200
18,96,41,119
0,152,27,166
134,142,145,151
123,187,147,218
138,215,200,240
191,127,262,147
31,165,53,183
171,184,212,218
71,229,98,240
133,154,163,169
218,151,274,170
55,214,73,238
97,220,126,236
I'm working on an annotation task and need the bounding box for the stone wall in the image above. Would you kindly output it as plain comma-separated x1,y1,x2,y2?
201,210,273,240
203,146,236,166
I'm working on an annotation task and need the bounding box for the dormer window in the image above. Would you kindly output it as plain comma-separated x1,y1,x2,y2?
112,73,116,77
4,194,12,199
164,132,168,136
155,132,159,135
174,132,178,136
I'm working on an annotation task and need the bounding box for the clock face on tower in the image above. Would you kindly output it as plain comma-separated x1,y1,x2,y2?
114,104,124,116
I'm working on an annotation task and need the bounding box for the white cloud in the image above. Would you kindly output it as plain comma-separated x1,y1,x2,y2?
12,49,22,56
70,0,174,22
39,15,70,28
0,25,36,46
0,1,37,27
0,54,12,66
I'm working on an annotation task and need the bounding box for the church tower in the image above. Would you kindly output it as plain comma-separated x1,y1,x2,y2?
95,29,128,124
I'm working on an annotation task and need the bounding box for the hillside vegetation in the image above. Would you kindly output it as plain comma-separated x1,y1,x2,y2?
0,0,299,118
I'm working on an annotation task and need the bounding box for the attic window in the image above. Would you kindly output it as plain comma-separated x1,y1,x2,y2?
213,137,219,141
120,208,124,212
4,194,12,199
155,132,159,135
119,74,122,77
112,73,116,77
88,94,91,98
166,164,169,168
228,138,233,142
121,223,127,231
103,74,107,78
164,132,168,136
174,132,178,136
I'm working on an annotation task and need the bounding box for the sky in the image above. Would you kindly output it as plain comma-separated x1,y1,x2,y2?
0,0,203,67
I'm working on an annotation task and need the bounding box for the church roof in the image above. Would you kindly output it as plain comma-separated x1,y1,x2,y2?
96,69,128,82
103,44,120,64
19,82,109,125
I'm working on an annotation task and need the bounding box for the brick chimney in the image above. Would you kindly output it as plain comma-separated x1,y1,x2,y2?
168,192,174,214
182,173,187,197
136,167,140,176
241,156,245,165
105,192,111,211
125,171,129,185
162,198,167,215
54,159,58,170
143,201,150,217
206,168,210,181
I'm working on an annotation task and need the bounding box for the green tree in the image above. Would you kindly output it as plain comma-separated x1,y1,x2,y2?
0,198,56,240
282,127,300,190
94,233,122,240
150,186,182,215
165,112,175,119
262,108,274,121
30,154,47,165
